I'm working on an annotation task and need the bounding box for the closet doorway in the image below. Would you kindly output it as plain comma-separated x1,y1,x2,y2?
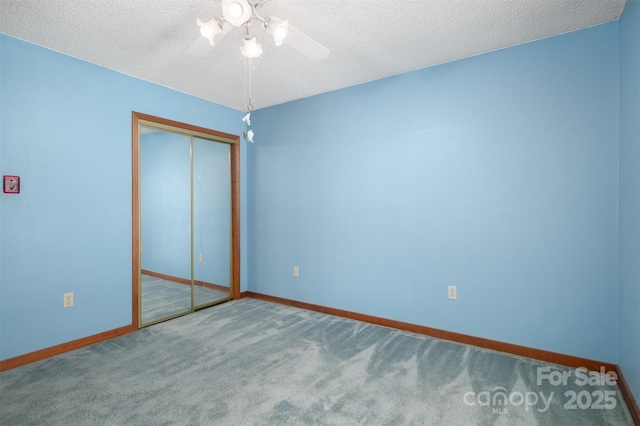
132,112,240,328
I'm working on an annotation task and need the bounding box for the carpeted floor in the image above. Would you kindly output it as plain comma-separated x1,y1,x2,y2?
0,298,633,425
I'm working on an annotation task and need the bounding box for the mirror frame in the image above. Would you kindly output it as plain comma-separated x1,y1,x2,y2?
131,111,241,329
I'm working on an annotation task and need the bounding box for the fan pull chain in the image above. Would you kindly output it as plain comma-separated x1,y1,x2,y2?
243,59,255,143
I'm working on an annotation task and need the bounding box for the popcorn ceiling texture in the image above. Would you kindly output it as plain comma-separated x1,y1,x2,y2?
0,0,626,110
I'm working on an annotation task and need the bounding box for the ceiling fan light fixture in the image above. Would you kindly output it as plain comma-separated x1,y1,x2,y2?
265,18,289,46
222,0,252,27
197,18,222,44
241,36,263,58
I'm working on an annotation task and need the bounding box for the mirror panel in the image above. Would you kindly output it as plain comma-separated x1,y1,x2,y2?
193,136,231,309
140,127,192,325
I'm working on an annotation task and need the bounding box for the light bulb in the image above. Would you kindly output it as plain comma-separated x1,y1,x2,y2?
229,2,243,18
222,0,251,27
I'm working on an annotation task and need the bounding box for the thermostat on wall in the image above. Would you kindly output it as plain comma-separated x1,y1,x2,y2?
3,175,20,194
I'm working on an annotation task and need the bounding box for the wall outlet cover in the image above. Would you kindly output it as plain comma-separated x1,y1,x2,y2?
63,292,74,308
448,286,457,300
3,175,20,194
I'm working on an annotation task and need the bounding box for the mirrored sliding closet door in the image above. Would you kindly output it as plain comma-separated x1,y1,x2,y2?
192,136,231,310
133,113,239,328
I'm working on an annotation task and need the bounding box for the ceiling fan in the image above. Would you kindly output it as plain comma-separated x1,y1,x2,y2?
187,0,330,61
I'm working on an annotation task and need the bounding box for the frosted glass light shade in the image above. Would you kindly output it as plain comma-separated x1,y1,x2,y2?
197,18,222,45
241,37,263,58
265,17,289,46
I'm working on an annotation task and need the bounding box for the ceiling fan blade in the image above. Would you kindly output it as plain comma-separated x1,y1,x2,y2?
186,36,214,56
186,21,233,56
212,21,233,43
283,24,330,61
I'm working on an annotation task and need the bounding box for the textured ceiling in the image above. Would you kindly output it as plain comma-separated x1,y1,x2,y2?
0,0,627,111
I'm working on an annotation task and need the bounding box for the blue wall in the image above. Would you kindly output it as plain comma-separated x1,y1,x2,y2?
619,0,640,404
250,24,620,364
0,35,247,360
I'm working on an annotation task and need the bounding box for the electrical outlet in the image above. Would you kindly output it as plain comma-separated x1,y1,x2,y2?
198,253,203,263
63,292,74,308
293,266,299,277
448,286,457,300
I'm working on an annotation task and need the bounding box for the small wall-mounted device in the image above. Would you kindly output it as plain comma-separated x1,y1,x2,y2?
3,175,20,194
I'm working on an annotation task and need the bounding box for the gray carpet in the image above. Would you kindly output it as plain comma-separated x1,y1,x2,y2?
0,298,633,425
141,274,229,324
